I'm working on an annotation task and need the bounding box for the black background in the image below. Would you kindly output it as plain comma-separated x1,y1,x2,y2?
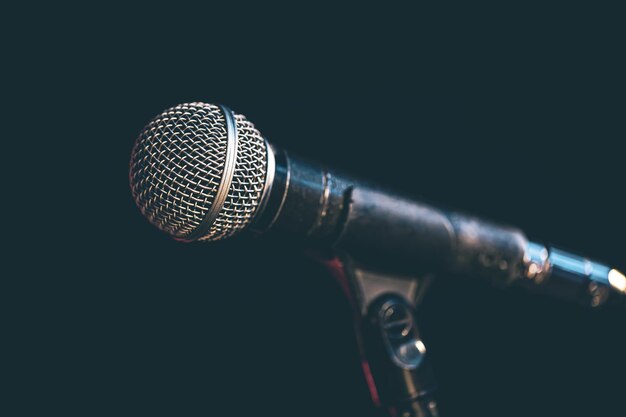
6,3,625,416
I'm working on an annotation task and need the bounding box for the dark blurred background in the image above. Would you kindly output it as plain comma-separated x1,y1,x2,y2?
5,3,625,416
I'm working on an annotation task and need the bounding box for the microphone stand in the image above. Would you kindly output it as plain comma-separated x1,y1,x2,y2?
315,254,440,417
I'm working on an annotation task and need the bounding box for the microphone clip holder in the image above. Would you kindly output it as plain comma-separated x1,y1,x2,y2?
316,254,440,417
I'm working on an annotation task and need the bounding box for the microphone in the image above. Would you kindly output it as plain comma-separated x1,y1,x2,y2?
129,102,625,307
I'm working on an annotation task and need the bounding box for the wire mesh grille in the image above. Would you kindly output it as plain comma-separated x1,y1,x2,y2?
129,102,268,241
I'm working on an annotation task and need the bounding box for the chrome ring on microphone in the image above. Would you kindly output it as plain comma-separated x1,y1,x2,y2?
181,105,238,242
252,138,276,225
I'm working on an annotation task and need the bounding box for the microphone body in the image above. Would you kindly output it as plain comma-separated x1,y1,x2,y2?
254,147,526,286
251,147,626,308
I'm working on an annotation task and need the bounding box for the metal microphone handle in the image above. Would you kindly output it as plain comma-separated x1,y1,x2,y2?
259,150,625,308
256,150,529,282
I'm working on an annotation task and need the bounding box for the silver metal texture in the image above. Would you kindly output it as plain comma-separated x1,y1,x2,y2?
129,102,270,241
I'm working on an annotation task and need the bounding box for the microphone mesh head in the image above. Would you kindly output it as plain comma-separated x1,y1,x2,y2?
129,102,268,241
